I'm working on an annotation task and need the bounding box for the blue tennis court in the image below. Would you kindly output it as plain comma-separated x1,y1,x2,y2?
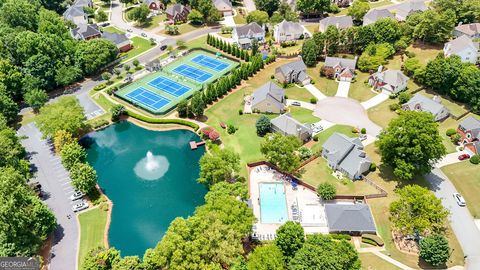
191,55,229,72
148,75,191,97
125,87,171,111
172,64,213,83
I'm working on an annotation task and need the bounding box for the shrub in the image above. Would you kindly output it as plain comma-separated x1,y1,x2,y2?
361,238,377,246
90,118,109,129
369,162,377,172
351,127,359,133
313,134,319,141
317,182,336,200
110,104,125,122
446,128,457,137
310,97,317,104
238,109,243,115
398,92,411,104
256,115,271,136
470,155,480,165
271,75,275,79
360,128,366,134
125,110,199,130
405,50,416,58
227,124,236,134
362,234,384,246
93,83,107,91
298,147,313,161
450,134,461,144
389,103,401,111
419,234,449,266
330,234,351,241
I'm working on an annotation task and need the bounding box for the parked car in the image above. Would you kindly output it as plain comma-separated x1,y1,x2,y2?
458,154,470,160
70,191,85,201
453,193,466,206
160,44,167,50
141,32,147,37
359,134,367,141
291,101,301,106
72,201,89,212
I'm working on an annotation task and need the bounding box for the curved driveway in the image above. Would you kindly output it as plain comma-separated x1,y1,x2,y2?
313,96,382,136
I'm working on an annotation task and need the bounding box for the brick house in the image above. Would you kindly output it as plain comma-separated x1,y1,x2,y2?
457,116,480,155
165,4,190,23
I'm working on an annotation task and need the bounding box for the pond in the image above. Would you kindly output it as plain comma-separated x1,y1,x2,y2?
83,121,207,256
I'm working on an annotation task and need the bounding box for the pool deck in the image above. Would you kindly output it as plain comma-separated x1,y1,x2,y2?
249,165,328,239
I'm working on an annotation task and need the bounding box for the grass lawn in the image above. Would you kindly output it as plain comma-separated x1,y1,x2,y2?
349,72,378,102
406,43,443,65
276,41,304,55
307,63,338,96
285,86,315,102
141,14,166,30
368,98,399,128
442,162,480,218
287,106,319,124
305,24,318,34
438,117,460,153
369,0,393,8
233,10,247,24
102,26,125,34
78,207,108,269
360,253,401,270
160,23,205,35
121,37,154,63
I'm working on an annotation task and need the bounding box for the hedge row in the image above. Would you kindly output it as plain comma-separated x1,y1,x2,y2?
330,234,352,241
362,234,384,246
125,110,200,131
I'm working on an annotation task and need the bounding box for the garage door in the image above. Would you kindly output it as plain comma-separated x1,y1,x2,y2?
224,11,233,16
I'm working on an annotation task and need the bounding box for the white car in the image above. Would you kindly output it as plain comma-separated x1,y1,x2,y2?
70,191,85,201
291,101,301,106
359,134,368,141
453,193,466,206
72,201,88,212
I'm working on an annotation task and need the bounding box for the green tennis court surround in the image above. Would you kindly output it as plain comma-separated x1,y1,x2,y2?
115,50,239,115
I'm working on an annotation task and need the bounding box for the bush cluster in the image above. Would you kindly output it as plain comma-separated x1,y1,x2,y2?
125,110,200,130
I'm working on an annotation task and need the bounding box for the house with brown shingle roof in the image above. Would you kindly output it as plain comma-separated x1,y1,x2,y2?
453,23,480,39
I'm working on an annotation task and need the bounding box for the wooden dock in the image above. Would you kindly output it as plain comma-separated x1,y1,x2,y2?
189,141,205,150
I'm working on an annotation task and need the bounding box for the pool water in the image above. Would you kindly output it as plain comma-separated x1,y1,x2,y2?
83,121,207,256
259,183,289,224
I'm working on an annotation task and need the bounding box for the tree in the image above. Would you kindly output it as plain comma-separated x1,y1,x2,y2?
422,54,463,95
347,0,370,22
70,162,97,193
324,25,340,56
190,92,205,117
60,142,86,171
95,10,108,22
398,92,411,104
371,18,402,45
317,182,336,200
165,25,179,35
275,221,304,261
419,234,450,266
390,185,449,235
177,99,189,118
75,39,118,75
82,247,121,270
296,0,331,16
289,234,361,270
198,148,240,186
132,59,140,67
0,126,27,171
0,90,19,123
101,71,112,82
188,9,204,24
247,244,284,270
0,0,40,31
254,0,279,15
0,168,57,256
260,133,302,172
35,96,86,138
246,10,269,25
110,104,125,122
0,59,24,99
256,115,271,136
405,10,456,44
113,256,144,270
376,111,446,180
24,89,48,112
301,39,318,67
128,4,150,24
53,130,75,154
55,65,82,87
270,3,299,23
452,64,480,107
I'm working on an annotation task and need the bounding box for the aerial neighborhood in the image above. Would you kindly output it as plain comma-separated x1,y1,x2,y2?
1,0,480,269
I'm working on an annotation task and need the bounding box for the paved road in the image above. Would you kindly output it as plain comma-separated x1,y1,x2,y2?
335,81,350,97
243,0,256,12
19,123,79,270
426,168,480,270
65,80,104,119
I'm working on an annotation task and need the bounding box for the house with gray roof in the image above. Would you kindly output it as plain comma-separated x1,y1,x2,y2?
71,24,101,40
458,117,480,155
251,82,286,113
363,9,394,26
322,56,357,81
368,68,409,94
102,32,132,52
213,0,233,16
63,0,93,25
402,94,449,121
275,59,310,85
443,35,479,64
325,203,377,235
453,23,480,39
319,16,353,32
331,0,353,8
270,113,312,142
166,4,190,23
273,20,304,43
144,0,162,10
387,0,427,21
322,133,371,179
232,22,265,49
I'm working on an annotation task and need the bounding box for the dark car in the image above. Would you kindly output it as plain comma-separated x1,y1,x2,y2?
458,154,471,160
160,44,167,50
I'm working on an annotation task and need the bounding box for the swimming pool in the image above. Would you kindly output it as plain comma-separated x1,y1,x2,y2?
259,183,289,224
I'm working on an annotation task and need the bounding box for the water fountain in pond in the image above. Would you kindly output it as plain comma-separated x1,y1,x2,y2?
134,151,170,180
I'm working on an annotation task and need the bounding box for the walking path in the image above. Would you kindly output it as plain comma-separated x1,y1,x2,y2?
304,84,327,101
372,251,415,270
335,81,350,97
361,92,390,110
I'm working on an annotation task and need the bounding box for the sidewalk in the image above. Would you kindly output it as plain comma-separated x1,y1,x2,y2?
361,92,389,110
335,81,350,97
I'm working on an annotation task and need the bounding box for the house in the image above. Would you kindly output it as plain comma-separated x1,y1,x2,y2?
146,59,161,72
368,68,409,94
453,23,480,39
319,16,353,32
165,4,190,23
402,94,449,121
251,82,286,113
275,59,310,85
322,133,371,180
457,117,480,155
322,56,357,81
331,0,353,8
63,0,93,25
325,203,377,235
143,0,162,10
232,22,265,49
270,113,312,142
273,20,304,43
213,0,233,16
387,0,427,21
102,32,132,52
443,35,479,64
71,24,102,40
362,9,394,26
283,0,296,10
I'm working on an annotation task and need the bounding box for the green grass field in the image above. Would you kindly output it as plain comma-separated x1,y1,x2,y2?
306,63,338,96
121,37,155,63
285,86,315,102
102,26,125,34
288,106,319,124
349,72,378,102
78,207,108,269
360,253,401,270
